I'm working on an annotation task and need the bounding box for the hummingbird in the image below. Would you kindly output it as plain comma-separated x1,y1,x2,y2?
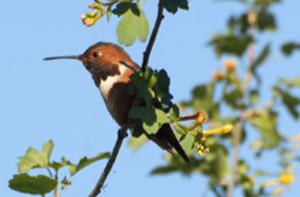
44,42,189,162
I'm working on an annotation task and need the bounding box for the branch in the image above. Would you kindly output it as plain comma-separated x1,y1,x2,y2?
89,127,128,197
226,124,241,197
141,0,165,71
89,1,166,196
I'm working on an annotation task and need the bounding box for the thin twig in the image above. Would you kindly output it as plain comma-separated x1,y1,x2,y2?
141,0,164,71
89,1,165,196
226,20,256,196
89,127,128,197
226,124,241,197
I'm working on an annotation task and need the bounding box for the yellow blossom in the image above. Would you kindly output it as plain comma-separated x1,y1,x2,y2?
81,14,101,27
203,124,234,136
196,143,210,157
247,11,257,26
223,59,237,71
279,172,294,185
212,70,224,82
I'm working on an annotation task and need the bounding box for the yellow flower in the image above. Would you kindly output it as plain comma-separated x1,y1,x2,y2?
81,14,101,27
196,112,207,125
212,70,224,82
223,59,237,71
247,11,257,26
196,143,210,157
279,172,294,185
203,124,234,136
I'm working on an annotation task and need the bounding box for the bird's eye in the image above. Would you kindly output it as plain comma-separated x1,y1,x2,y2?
92,52,98,58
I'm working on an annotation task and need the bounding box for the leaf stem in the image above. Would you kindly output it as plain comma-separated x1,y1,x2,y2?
88,127,128,197
141,0,164,71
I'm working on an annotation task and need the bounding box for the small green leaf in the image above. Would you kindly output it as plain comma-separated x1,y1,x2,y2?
210,34,253,57
250,44,270,72
182,84,219,119
154,69,170,98
249,89,260,105
42,140,54,162
223,88,244,109
237,160,249,175
117,8,149,46
256,10,276,31
162,0,189,14
68,152,110,176
129,107,169,134
281,42,300,56
177,132,195,156
169,105,180,122
253,0,281,7
278,78,300,87
201,143,229,181
128,134,148,150
248,110,281,148
273,86,300,119
18,149,47,173
9,174,57,195
130,3,141,16
18,140,54,173
112,2,131,16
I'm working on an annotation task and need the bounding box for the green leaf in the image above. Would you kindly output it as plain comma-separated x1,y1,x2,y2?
130,3,141,16
129,106,170,134
42,140,54,162
249,89,260,105
250,44,270,72
278,78,300,87
273,86,300,119
112,2,140,16
237,160,249,175
200,143,229,181
253,0,281,7
281,42,300,56
117,8,149,46
68,152,110,176
182,84,219,119
9,174,57,195
154,69,170,98
112,2,131,16
256,10,277,31
210,34,253,57
18,140,54,173
248,110,281,148
177,132,195,156
151,155,201,176
223,88,244,109
162,0,189,14
128,134,148,150
169,105,180,122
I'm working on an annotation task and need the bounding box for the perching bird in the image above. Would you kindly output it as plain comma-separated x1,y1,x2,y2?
44,42,189,162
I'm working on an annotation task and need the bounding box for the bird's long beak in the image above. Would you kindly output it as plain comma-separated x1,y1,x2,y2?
43,55,81,61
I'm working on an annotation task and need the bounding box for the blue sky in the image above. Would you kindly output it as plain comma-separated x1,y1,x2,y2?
1,0,300,196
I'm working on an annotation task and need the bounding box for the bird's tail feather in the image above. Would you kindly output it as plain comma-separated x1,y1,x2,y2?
152,124,189,163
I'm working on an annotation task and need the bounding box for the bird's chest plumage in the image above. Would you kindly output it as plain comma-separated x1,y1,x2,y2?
98,66,134,126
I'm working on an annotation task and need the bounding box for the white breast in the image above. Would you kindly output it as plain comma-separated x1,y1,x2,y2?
99,65,128,99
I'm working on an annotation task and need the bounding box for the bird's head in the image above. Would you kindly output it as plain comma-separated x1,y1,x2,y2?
44,42,137,81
